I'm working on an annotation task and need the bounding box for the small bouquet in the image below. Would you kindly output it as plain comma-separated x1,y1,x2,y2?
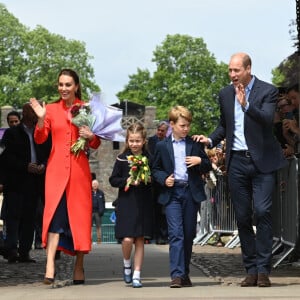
124,155,151,192
70,103,96,156
70,93,125,157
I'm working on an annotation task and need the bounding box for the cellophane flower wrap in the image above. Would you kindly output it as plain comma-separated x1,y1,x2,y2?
124,154,151,192
70,103,96,156
70,93,125,157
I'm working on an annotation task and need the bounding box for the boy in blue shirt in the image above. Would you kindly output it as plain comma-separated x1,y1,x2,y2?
152,105,211,287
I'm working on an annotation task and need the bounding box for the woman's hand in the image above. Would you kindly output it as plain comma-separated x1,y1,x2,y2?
29,98,46,119
30,98,46,128
79,125,94,140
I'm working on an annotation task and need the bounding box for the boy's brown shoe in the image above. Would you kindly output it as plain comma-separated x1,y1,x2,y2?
240,274,258,287
170,277,182,288
257,273,271,287
182,276,192,287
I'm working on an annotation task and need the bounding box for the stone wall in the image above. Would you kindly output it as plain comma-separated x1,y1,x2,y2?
1,105,14,128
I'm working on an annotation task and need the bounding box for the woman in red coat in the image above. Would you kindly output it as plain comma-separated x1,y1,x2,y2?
30,69,101,285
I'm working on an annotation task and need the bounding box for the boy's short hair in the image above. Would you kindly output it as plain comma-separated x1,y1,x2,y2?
168,106,192,123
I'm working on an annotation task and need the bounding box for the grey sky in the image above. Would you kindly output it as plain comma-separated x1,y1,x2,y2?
1,0,296,104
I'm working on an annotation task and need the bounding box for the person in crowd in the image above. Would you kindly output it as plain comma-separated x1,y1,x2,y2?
197,147,221,240
287,84,299,120
204,147,227,247
0,111,21,187
6,111,21,128
147,121,169,155
273,89,290,148
194,52,287,287
276,95,297,152
91,179,105,244
148,120,169,245
0,110,21,246
215,141,226,173
282,84,300,151
109,122,153,288
283,83,300,262
0,103,48,263
152,106,211,288
29,68,101,285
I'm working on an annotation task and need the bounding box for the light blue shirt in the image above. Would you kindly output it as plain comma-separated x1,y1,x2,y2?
172,135,188,181
232,76,255,151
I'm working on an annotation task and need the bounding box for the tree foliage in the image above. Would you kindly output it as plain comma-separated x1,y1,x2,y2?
117,34,229,135
272,51,298,88
271,20,299,88
0,4,99,108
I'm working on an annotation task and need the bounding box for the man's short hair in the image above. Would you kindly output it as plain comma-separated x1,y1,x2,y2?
6,111,21,123
157,120,169,129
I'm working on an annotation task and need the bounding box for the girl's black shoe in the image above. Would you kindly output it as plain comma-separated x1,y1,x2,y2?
43,277,55,285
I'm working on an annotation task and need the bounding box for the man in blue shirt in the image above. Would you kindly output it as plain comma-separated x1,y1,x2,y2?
195,53,287,287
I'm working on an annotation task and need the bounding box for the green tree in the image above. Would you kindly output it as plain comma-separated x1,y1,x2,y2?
272,52,298,88
271,20,299,87
117,34,229,134
0,4,99,108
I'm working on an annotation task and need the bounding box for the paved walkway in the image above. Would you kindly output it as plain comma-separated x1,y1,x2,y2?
0,243,300,299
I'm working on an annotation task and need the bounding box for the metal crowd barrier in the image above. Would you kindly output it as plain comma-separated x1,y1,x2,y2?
92,224,117,244
272,157,299,268
194,174,238,247
194,157,300,268
101,224,117,244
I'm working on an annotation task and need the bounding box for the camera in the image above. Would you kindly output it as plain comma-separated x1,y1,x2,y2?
284,111,294,120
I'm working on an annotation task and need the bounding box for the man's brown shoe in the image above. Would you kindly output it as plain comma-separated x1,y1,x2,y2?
182,276,192,287
170,277,182,288
240,274,258,287
257,273,271,287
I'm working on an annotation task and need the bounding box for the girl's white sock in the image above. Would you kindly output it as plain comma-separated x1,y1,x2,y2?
133,270,140,279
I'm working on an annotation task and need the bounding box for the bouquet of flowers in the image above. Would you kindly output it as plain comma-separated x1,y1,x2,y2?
124,154,151,192
70,103,96,156
70,93,125,157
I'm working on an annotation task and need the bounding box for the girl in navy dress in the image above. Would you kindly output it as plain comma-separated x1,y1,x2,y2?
109,123,153,288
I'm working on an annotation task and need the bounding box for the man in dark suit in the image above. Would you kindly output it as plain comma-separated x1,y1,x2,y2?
148,120,169,244
152,106,211,288
196,53,287,287
147,121,169,155
0,110,21,252
1,103,49,263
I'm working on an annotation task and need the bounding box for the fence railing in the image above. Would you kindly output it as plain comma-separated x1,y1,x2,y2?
194,157,300,268
194,174,238,247
272,157,299,267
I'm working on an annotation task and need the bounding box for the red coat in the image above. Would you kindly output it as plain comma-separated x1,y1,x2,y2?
34,99,101,254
